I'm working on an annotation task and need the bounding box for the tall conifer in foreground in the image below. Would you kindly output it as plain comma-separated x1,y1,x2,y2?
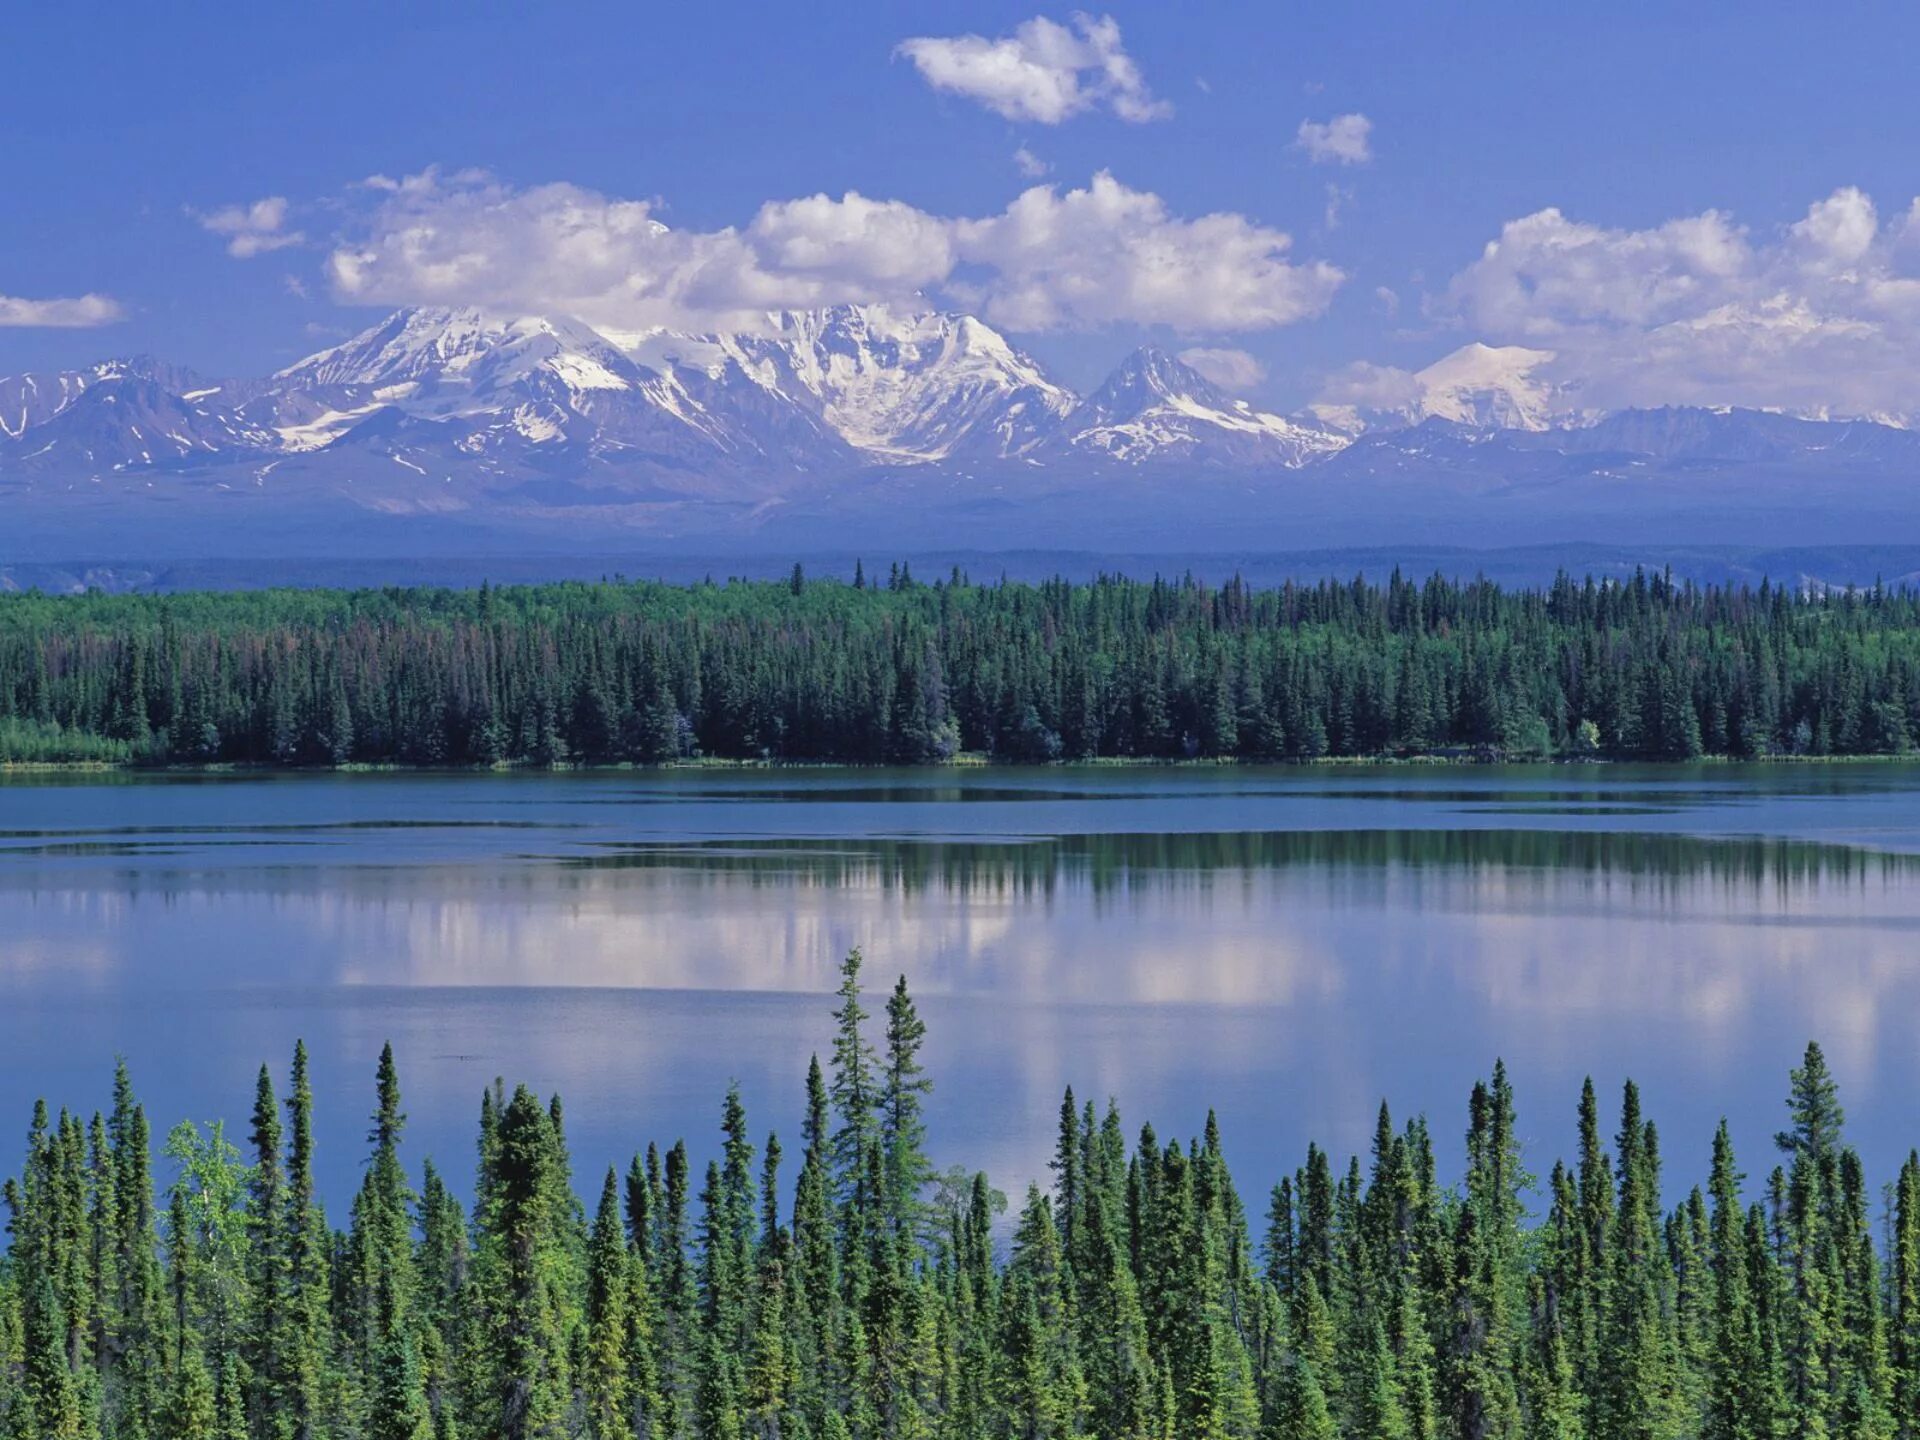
0,958,1911,1438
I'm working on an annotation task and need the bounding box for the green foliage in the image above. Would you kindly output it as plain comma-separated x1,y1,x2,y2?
0,955,1910,1438
11,567,1920,768
0,716,132,764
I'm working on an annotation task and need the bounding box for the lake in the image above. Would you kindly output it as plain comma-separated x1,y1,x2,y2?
2,763,1919,1213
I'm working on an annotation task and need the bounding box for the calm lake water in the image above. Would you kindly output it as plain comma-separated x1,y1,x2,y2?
2,763,1920,1212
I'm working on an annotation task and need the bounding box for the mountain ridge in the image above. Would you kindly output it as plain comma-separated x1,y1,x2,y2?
7,305,1920,557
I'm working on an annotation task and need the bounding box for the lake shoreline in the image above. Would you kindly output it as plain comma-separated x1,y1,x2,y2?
4,750,1914,777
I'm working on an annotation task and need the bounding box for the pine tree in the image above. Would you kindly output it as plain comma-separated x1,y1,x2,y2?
1705,1121,1767,1440
21,1272,84,1439
880,976,932,1243
482,1085,572,1440
283,1041,330,1440
583,1169,633,1440
829,950,878,1222
162,1345,216,1440
22,958,1920,1440
368,1277,433,1440
1265,1351,1337,1440
1596,1081,1684,1440
1892,1152,1920,1437
1776,1042,1845,1163
245,1063,284,1431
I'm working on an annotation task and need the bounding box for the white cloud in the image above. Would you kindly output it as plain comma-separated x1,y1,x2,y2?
895,13,1169,124
748,191,956,289
327,167,1341,337
1316,360,1423,411
1790,186,1876,268
1443,206,1749,336
199,196,305,258
1296,113,1372,166
0,292,124,328
1013,145,1051,179
953,172,1343,332
1178,346,1265,391
1432,186,1920,417
327,172,779,334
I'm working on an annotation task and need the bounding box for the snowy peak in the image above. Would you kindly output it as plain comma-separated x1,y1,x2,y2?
1083,347,1235,418
4,374,273,473
11,308,1664,488
0,357,206,440
472,315,641,397
268,303,1077,464
1315,342,1571,437
695,303,1077,461
1068,347,1348,468
1414,343,1562,431
277,308,640,403
277,307,504,388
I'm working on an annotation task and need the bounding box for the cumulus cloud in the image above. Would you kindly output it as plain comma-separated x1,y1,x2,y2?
749,192,956,289
326,167,1341,337
1432,186,1920,417
327,172,781,334
895,13,1169,124
0,292,125,328
1178,346,1265,391
953,172,1343,332
1442,206,1748,336
1296,113,1372,166
199,196,305,258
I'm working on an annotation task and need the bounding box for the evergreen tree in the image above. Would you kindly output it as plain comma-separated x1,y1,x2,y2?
3,958,1918,1440
582,1169,633,1440
880,975,932,1243
479,1085,572,1440
828,950,878,1222
283,1041,330,1440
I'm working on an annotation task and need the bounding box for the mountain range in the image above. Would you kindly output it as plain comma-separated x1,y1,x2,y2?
6,303,1920,558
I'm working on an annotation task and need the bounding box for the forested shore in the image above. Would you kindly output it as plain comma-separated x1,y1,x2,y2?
6,567,1920,768
0,950,1913,1439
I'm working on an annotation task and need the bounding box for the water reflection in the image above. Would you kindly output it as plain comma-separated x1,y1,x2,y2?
2,769,1920,1215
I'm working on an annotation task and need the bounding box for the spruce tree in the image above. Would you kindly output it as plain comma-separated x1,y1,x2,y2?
829,950,878,1222
282,1041,330,1440
880,976,932,1243
481,1086,572,1440
583,1169,633,1440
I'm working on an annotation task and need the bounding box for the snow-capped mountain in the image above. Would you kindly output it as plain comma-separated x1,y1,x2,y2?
2,304,1335,485
279,308,641,401
1066,347,1347,467
239,303,1079,470
10,307,1920,560
1315,343,1573,435
1411,343,1565,431
660,305,1078,462
1,359,275,473
0,358,206,441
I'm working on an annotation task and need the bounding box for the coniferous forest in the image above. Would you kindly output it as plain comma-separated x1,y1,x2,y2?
0,949,1915,1440
8,568,1920,767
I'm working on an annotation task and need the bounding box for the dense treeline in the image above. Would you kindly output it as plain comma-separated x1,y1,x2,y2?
6,566,1920,767
2,951,1916,1439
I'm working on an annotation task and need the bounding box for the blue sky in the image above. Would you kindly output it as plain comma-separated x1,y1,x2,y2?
5,1,1919,413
